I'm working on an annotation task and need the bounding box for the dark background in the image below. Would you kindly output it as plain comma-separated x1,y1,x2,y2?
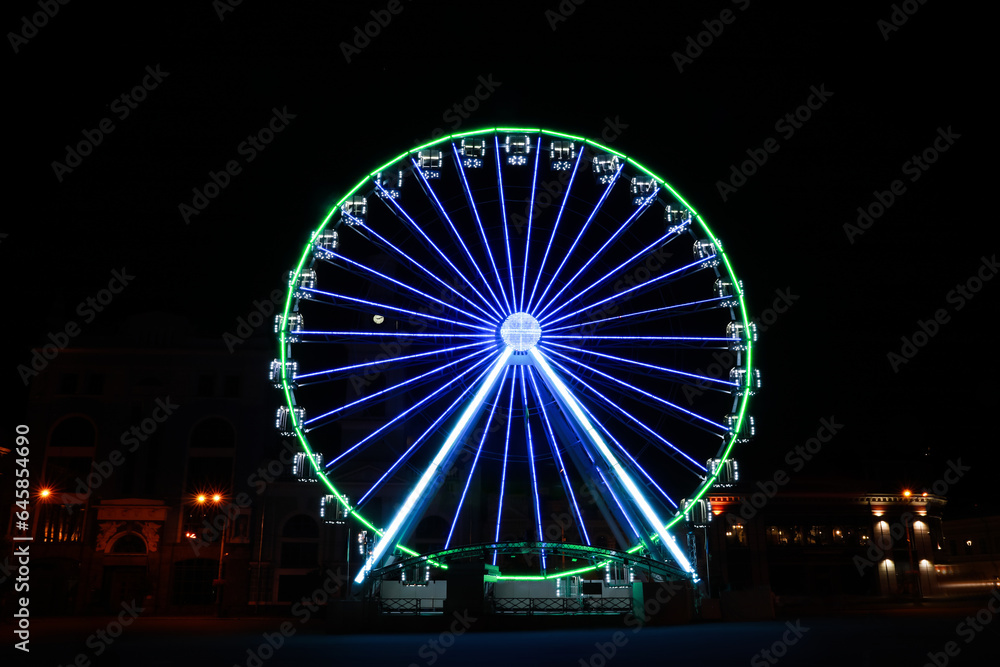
4,1,992,511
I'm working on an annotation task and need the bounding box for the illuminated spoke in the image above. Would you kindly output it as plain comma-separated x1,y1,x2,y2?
452,143,512,313
304,348,494,427
543,346,729,432
411,157,507,316
576,399,678,509
355,348,512,583
376,182,505,321
445,367,508,550
544,296,728,334
494,136,517,309
527,367,590,545
532,162,624,314
324,352,498,470
318,249,496,327
538,351,707,473
543,342,738,389
353,224,500,324
296,341,493,384
493,371,516,565
536,188,658,320
520,136,543,312
520,367,546,571
526,150,585,313
300,287,494,333
540,256,715,328
293,330,493,341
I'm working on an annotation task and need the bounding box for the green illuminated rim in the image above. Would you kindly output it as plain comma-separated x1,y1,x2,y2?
277,127,754,580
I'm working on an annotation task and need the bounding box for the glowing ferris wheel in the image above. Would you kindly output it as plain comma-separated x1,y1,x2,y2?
274,127,757,586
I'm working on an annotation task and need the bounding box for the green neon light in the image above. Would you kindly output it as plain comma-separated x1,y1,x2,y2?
278,126,753,579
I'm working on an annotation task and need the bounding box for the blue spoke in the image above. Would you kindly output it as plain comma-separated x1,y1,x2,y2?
411,156,508,316
325,352,496,469
304,347,494,426
532,163,624,315
355,350,508,507
526,150,585,313
376,182,506,321
542,342,738,388
542,346,729,432
297,341,493,382
544,296,728,334
535,188,658,319
520,136,543,312
452,142,513,313
520,366,545,572
318,249,496,327
527,367,590,546
537,351,707,472
575,399,678,510
294,330,493,340
542,334,731,343
445,367,507,550
535,227,688,324
300,287,494,333
353,224,500,324
495,136,517,312
539,256,714,328
493,371,516,565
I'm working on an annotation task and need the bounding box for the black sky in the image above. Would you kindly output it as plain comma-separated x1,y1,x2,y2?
5,1,993,511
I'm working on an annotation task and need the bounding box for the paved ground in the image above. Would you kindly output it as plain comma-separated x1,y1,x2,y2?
7,601,1000,666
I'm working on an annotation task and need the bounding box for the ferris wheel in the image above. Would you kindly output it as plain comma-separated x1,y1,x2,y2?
273,127,756,586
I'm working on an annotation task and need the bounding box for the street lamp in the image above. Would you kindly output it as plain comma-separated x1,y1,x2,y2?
193,491,229,615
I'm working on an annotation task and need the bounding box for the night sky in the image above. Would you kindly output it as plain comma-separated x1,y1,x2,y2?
5,2,992,511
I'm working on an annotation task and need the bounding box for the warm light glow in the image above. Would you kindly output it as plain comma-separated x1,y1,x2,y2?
212,493,222,503
873,510,884,517
922,492,928,497
196,494,207,504
39,488,51,498
903,490,911,497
